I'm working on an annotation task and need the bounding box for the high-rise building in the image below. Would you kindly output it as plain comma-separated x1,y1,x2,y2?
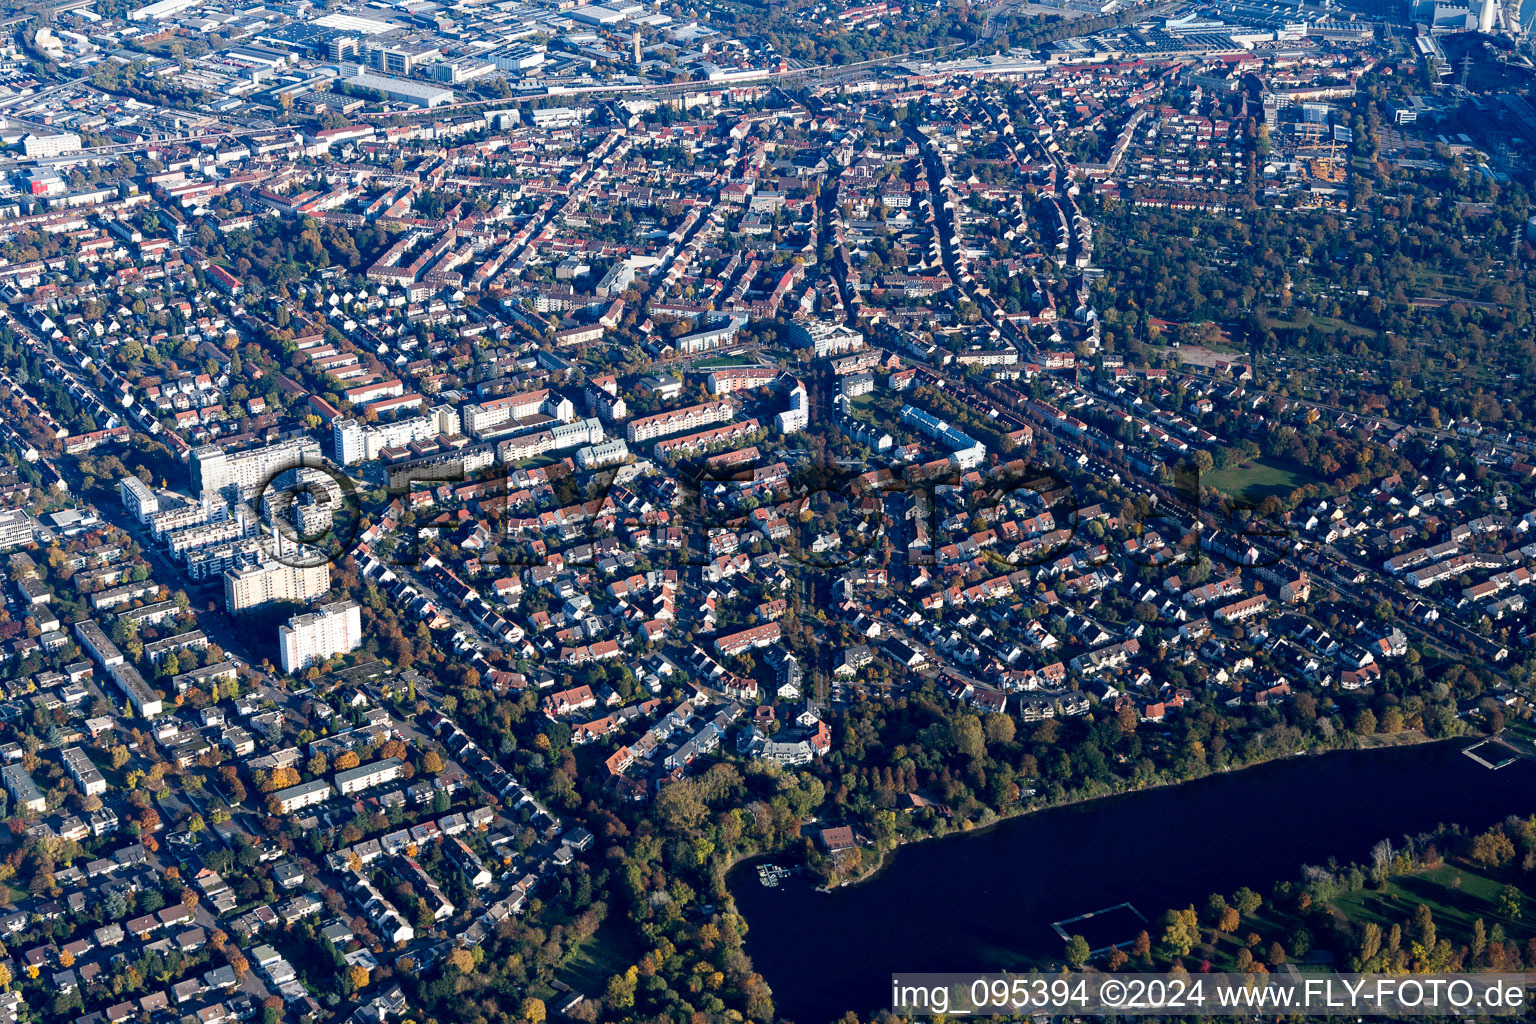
333,405,460,465
191,437,323,500
119,477,160,522
279,600,362,673
224,560,331,613
333,418,366,467
775,382,810,433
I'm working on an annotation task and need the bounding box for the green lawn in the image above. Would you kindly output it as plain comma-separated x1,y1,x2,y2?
558,914,646,995
848,393,881,419
1328,863,1527,945
1502,719,1536,751
1197,860,1529,972
1202,458,1318,504
1309,315,1377,338
1257,312,1374,338
692,355,759,369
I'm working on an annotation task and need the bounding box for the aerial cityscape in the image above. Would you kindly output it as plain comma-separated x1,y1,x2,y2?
0,0,1531,1017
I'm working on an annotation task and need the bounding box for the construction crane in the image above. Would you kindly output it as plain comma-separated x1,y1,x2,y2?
1309,137,1347,183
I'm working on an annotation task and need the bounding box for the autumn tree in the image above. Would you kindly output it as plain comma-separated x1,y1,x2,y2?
983,714,1015,745
606,966,638,1010
1130,930,1152,966
1472,829,1516,868
950,715,986,760
1413,904,1436,950
1499,886,1524,921
1357,921,1381,968
1161,906,1199,958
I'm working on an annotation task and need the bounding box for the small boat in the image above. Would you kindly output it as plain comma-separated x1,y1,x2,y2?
758,864,792,888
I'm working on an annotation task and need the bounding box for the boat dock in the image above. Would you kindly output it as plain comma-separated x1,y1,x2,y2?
758,864,793,888
1051,902,1149,954
1464,738,1519,770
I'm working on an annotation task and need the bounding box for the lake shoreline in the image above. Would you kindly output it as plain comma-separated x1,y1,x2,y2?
730,733,1533,1024
741,728,1443,895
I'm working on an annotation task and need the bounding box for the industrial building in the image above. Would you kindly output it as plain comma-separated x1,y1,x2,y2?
345,68,453,108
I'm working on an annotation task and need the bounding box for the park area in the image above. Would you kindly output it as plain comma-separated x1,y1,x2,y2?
1202,458,1318,505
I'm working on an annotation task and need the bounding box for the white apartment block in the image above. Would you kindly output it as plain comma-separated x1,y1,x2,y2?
191,437,323,499
776,383,810,433
334,757,403,796
2,765,45,814
576,439,629,470
119,476,160,522
279,600,362,673
62,747,106,796
461,389,573,439
224,560,331,613
333,405,461,465
627,400,735,443
272,780,333,814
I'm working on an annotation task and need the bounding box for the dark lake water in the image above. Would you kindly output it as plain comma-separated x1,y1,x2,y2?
730,741,1536,1024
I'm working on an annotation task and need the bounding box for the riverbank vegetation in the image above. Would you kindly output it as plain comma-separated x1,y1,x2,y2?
792,663,1487,890
1119,816,1536,977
